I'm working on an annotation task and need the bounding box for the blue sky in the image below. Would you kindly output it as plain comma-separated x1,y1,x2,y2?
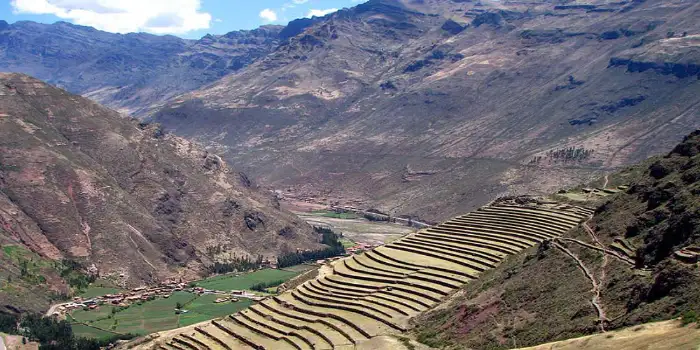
2,0,366,39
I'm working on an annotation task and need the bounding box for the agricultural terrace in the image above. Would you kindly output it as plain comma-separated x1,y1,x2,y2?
124,198,594,350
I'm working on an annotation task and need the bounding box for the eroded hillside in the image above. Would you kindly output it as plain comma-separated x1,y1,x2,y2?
153,0,700,222
414,130,700,349
0,74,319,313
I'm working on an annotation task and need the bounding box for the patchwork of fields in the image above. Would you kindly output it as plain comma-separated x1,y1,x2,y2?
69,267,314,338
125,200,593,350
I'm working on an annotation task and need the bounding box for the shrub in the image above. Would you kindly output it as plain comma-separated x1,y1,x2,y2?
681,310,698,326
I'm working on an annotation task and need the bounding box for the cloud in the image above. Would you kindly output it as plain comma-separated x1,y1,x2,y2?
10,0,211,34
306,8,338,18
259,8,278,22
292,0,308,3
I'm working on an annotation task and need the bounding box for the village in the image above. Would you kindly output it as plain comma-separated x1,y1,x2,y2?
51,281,265,317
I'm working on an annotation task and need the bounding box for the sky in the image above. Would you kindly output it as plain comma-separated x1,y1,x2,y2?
1,0,367,39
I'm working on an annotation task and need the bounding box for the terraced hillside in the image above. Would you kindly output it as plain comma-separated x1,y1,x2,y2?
126,199,592,350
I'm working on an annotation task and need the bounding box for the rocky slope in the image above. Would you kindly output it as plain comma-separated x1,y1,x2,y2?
152,0,700,222
0,21,283,116
414,130,700,349
0,74,318,312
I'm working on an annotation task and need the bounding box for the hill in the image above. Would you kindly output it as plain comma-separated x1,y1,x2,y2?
151,0,700,222
0,21,283,116
0,74,318,313
413,130,700,349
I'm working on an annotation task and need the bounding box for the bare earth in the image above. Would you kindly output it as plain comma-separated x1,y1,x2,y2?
518,320,700,350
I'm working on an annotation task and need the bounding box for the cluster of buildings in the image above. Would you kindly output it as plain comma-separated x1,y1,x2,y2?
345,242,379,254
52,280,270,317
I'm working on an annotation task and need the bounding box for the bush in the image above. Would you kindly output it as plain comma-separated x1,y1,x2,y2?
250,280,285,292
681,310,698,326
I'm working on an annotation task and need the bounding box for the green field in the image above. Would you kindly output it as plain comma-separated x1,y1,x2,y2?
340,238,356,248
194,269,300,291
70,291,253,338
311,210,358,219
70,323,118,339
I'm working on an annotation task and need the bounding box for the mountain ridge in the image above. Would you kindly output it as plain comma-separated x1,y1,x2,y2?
151,0,700,222
0,73,319,313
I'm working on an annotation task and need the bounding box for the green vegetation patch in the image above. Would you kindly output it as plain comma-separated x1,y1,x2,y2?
311,210,358,219
70,291,254,337
195,269,299,291
79,286,124,299
70,323,117,340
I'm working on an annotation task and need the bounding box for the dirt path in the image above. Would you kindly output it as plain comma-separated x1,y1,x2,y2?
603,174,609,189
553,241,608,332
558,237,635,266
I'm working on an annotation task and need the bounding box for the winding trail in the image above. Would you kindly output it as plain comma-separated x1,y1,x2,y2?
602,174,609,189
553,240,608,332
558,237,635,266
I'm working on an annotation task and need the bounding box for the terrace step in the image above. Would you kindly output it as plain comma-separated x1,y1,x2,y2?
191,327,231,350
384,244,484,275
343,259,406,280
449,217,562,239
481,206,583,225
211,319,274,350
363,251,421,272
394,239,497,269
460,211,571,233
266,297,372,340
289,289,405,333
405,236,504,263
296,285,400,319
440,222,551,242
373,247,476,279
493,204,590,220
179,334,212,350
333,260,451,297
238,309,314,350
167,342,188,350
315,277,433,310
415,231,519,255
303,282,413,316
362,251,468,284
347,257,407,278
353,254,415,275
426,227,534,248
196,325,245,350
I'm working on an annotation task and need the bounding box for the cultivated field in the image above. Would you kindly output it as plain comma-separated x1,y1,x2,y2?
68,268,309,339
122,199,593,349
69,291,254,338
194,269,304,292
294,211,415,246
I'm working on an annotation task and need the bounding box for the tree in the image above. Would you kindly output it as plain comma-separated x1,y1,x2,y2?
175,302,183,310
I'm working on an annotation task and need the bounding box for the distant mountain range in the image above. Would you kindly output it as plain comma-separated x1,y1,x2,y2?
0,20,285,116
1,0,699,224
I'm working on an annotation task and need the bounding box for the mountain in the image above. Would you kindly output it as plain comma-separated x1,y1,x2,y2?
151,0,700,222
0,21,283,116
0,73,318,313
414,130,700,349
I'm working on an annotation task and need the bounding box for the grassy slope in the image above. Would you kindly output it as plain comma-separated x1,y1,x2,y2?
518,319,700,350
414,131,700,349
